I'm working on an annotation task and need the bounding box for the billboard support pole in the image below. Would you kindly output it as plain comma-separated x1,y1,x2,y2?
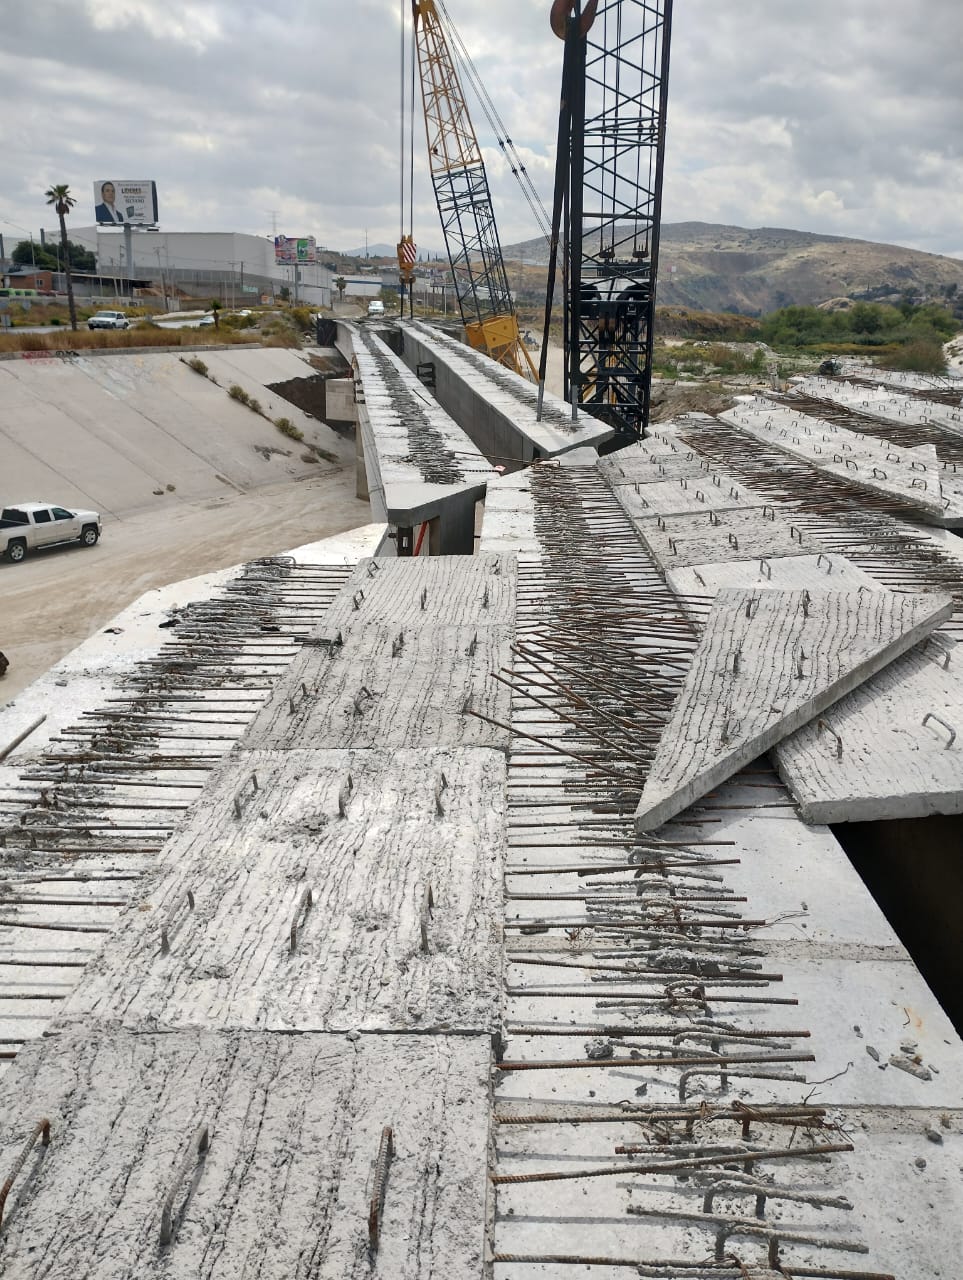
123,223,133,300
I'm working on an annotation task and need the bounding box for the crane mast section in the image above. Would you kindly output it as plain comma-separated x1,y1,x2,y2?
412,0,534,376
566,0,673,439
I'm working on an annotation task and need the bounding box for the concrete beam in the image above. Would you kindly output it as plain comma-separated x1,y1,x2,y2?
396,320,615,464
343,326,493,553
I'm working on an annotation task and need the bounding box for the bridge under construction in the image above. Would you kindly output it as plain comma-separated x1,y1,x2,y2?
1,320,962,1277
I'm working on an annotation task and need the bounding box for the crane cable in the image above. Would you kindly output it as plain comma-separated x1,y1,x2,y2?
435,0,552,244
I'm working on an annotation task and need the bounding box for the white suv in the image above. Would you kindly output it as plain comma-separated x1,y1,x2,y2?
367,300,385,317
88,310,130,330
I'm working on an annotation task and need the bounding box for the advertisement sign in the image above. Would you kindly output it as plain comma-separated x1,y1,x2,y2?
274,235,317,265
93,180,159,225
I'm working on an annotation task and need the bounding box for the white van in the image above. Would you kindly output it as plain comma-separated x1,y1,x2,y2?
367,300,385,317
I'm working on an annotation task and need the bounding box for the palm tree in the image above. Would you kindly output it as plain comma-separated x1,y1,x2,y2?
44,184,78,330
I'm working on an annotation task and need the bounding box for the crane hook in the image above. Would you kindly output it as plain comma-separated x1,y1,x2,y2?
550,0,598,39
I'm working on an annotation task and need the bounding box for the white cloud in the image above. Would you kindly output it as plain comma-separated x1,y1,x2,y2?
0,0,958,262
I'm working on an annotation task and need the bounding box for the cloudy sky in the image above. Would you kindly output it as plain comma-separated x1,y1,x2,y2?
1,0,960,259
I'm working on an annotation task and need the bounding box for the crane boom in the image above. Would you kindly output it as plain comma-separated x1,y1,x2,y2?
412,0,536,379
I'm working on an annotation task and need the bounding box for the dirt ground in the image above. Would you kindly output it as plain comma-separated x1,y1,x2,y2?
0,468,371,703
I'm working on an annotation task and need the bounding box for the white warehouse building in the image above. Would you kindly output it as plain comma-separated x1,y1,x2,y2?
69,228,333,308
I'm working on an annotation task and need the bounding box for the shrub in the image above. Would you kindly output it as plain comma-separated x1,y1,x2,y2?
275,417,304,442
228,384,250,404
882,340,948,375
186,356,209,375
248,397,264,415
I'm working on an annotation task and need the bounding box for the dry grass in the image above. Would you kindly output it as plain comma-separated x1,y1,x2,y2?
0,328,253,354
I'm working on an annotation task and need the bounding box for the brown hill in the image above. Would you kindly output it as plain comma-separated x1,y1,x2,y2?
503,222,963,316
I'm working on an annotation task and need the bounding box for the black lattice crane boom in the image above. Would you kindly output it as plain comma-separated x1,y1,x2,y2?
545,0,674,440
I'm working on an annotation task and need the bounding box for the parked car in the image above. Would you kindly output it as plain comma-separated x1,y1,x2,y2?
367,300,385,317
198,315,216,327
1,503,101,563
88,310,130,330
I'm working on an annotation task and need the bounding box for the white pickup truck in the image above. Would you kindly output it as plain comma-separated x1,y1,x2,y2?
1,503,102,563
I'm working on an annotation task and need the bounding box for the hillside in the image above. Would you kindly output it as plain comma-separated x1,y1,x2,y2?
503,222,963,316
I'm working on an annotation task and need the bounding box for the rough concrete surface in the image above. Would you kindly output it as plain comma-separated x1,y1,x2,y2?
635,588,953,830
242,622,513,751
318,551,515,635
776,632,963,821
64,747,506,1032
0,1030,489,1279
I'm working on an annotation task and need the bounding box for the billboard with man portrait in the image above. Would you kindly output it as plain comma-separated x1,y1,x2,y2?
93,180,159,225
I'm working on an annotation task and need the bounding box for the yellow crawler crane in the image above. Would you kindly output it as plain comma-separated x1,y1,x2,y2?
411,0,536,379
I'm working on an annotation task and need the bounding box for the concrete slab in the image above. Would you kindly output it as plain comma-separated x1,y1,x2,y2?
479,475,540,556
635,589,954,831
0,1029,489,1279
398,320,616,462
634,506,825,571
611,475,762,521
598,451,718,486
832,362,963,395
242,623,513,751
63,747,505,1033
776,633,963,821
667,553,884,599
315,551,515,636
720,398,960,524
793,374,963,439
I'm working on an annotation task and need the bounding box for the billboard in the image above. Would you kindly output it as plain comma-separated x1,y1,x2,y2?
274,235,317,265
93,180,158,225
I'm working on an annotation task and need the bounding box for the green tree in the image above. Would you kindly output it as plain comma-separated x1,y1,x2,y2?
13,238,96,272
44,184,78,330
209,299,222,330
12,240,53,270
334,276,346,303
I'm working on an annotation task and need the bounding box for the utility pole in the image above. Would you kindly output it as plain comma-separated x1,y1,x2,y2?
155,247,166,310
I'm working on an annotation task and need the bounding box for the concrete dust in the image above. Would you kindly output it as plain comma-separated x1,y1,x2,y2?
0,469,370,702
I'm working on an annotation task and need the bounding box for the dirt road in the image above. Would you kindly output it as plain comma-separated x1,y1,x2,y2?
0,467,371,702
